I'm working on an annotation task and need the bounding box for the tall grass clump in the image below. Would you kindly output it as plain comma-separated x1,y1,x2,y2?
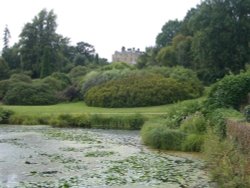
9,114,52,125
0,107,13,124
51,113,144,130
203,130,250,188
90,114,144,130
141,123,186,150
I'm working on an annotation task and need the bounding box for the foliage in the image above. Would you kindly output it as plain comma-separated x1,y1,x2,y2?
42,72,71,91
90,114,144,130
10,73,32,83
156,46,176,66
141,124,186,150
206,72,250,110
244,105,250,122
180,112,207,134
0,57,10,80
101,62,135,71
8,114,51,125
0,107,13,124
182,134,204,152
3,82,58,105
143,66,204,98
156,19,182,47
68,65,88,81
84,74,193,107
51,114,91,128
227,120,250,154
0,80,11,100
203,131,250,188
81,68,133,96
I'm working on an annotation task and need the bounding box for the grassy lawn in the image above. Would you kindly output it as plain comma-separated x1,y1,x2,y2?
1,101,175,116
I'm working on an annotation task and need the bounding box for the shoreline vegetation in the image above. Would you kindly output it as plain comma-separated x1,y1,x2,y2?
1,0,250,186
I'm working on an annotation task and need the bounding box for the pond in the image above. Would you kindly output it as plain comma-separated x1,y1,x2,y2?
0,125,215,188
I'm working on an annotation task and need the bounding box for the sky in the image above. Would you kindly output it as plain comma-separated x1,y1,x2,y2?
0,0,201,61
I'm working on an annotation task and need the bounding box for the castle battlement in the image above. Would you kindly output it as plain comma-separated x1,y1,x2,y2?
112,47,143,64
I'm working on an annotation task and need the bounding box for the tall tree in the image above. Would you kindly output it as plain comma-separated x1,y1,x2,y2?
3,25,11,50
156,20,182,48
190,0,250,82
19,9,62,78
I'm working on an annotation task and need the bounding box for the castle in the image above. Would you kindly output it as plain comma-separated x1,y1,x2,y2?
112,47,143,64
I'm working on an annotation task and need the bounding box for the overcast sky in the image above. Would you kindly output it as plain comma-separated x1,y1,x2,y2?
0,0,201,61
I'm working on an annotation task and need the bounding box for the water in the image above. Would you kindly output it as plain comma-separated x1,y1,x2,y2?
0,125,215,188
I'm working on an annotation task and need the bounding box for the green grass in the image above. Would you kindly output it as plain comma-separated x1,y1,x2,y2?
0,101,175,116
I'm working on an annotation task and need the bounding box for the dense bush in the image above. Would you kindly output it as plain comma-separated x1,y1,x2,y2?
203,131,250,188
10,73,32,83
244,105,250,122
85,74,195,107
141,124,186,150
81,69,132,96
206,72,250,110
3,82,58,105
0,58,10,80
101,62,135,71
182,134,204,152
180,112,207,134
0,74,33,101
146,66,204,98
227,120,250,154
0,107,13,124
42,72,71,91
0,80,11,100
68,65,89,82
82,66,203,101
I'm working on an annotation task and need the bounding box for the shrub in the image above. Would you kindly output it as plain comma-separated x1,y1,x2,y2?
0,57,9,80
3,82,58,105
85,74,193,107
0,80,11,100
68,65,88,79
182,134,204,152
227,120,250,154
146,66,204,98
60,85,81,101
42,73,71,92
141,124,186,150
244,105,250,122
180,112,207,134
101,62,135,71
90,114,144,130
206,72,250,110
52,114,91,128
51,114,144,130
0,107,13,124
203,131,250,188
81,68,132,96
8,114,52,125
206,109,227,139
10,73,32,83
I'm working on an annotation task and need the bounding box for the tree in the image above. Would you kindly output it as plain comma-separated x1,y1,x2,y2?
156,46,176,66
190,0,250,82
3,25,11,50
156,20,182,47
136,47,159,68
0,58,10,80
1,43,21,70
19,9,65,78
